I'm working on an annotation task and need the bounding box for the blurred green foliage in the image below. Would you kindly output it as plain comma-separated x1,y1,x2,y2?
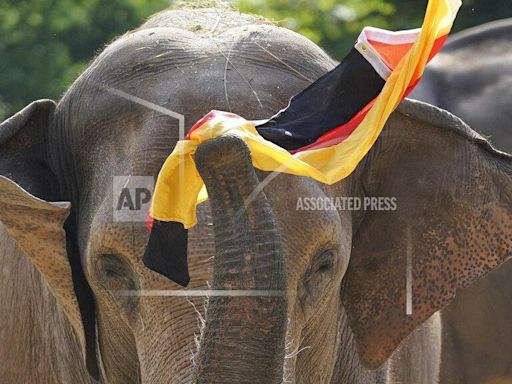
0,0,510,120
235,0,395,60
0,0,169,119
235,0,512,59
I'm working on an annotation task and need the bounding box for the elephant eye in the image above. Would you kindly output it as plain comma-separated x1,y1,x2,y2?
311,250,336,275
104,263,122,278
96,254,137,290
299,249,339,320
95,253,139,325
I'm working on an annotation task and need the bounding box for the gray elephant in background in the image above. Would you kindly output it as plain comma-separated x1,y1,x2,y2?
0,3,511,383
411,18,512,152
411,18,512,384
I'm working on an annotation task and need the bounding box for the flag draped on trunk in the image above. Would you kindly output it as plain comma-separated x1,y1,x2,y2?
144,0,462,286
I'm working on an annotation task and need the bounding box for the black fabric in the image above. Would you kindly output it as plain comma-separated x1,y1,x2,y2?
256,48,385,150
143,220,190,287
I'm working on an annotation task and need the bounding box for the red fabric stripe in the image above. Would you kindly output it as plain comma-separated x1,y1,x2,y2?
429,35,447,61
146,215,154,232
368,40,414,70
290,98,377,153
185,110,243,139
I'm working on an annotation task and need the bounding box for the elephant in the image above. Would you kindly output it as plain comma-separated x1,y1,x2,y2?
410,18,512,384
0,3,511,383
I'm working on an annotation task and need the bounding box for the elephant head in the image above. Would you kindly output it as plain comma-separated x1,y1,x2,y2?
0,5,511,384
0,6,334,384
190,100,512,383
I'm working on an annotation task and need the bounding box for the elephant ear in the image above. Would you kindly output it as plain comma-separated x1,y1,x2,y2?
0,101,85,348
343,99,512,368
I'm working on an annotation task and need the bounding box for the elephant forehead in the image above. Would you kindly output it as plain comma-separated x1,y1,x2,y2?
56,22,335,215
74,23,333,92
64,22,333,122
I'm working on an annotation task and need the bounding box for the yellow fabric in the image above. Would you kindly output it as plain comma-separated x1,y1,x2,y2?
151,0,461,229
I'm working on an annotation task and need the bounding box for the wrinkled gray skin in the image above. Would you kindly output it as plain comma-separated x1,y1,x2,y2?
0,5,511,384
411,19,512,384
0,225,91,383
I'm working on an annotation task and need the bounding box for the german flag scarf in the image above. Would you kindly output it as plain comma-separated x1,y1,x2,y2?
144,0,462,286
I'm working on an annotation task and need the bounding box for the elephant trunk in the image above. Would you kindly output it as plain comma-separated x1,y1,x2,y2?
193,135,287,384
